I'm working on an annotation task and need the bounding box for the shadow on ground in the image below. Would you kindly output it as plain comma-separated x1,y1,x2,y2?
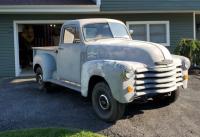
0,77,174,132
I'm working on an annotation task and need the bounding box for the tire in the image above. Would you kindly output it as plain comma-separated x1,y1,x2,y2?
153,89,180,104
92,82,125,122
35,67,51,92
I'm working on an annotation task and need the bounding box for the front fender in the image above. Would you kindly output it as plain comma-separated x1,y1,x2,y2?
172,55,191,70
33,53,56,81
172,55,191,89
81,60,145,103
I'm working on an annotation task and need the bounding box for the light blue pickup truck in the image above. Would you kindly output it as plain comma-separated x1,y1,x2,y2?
33,18,190,122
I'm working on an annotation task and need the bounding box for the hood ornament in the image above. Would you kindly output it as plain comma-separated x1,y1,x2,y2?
155,60,173,65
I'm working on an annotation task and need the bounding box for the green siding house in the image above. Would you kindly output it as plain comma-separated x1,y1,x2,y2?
0,0,200,77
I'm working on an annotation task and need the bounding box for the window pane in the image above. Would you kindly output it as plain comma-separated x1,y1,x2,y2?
64,27,80,44
150,24,167,43
129,24,147,41
83,23,113,41
109,22,130,39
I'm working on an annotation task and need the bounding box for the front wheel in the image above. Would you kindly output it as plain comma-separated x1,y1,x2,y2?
92,82,125,122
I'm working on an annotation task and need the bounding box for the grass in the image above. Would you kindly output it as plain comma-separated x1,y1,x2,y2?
0,128,104,137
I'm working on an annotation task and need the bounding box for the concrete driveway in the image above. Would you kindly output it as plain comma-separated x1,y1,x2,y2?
0,75,200,137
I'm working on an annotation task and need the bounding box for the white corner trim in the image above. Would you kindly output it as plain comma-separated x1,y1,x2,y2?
96,0,101,7
13,22,20,77
13,20,65,77
193,12,196,40
126,21,170,46
0,5,99,13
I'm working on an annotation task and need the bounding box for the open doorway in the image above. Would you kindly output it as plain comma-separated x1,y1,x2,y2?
14,21,64,76
196,14,200,40
18,24,62,75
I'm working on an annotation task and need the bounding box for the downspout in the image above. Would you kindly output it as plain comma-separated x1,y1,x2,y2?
193,12,196,40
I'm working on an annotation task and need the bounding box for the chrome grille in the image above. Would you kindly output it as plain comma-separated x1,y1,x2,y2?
135,64,183,93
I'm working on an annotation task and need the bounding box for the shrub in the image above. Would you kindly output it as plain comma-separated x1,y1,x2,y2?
175,39,200,68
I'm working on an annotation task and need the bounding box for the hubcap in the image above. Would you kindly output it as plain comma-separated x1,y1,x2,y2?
98,94,110,110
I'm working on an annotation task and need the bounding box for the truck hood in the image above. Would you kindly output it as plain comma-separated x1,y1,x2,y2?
86,39,172,67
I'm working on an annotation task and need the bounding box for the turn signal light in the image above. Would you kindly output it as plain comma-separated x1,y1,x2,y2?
127,86,135,93
183,75,189,80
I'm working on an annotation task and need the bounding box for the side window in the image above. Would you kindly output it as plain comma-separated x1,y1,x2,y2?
63,26,80,44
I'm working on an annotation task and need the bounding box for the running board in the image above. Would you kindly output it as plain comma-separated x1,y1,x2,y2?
49,79,81,92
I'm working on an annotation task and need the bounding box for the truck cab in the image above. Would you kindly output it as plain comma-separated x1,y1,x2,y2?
33,19,191,122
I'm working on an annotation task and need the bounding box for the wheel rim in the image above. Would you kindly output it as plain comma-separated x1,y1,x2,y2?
36,73,43,85
98,94,110,110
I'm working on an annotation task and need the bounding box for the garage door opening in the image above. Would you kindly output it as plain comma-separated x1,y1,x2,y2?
18,24,62,75
14,21,64,76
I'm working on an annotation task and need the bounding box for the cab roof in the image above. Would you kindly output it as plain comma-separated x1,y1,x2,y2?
63,18,125,27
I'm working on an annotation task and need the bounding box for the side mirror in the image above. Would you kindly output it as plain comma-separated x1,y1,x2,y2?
129,30,134,35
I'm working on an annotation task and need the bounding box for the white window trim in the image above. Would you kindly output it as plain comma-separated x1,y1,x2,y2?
126,21,170,46
13,20,65,77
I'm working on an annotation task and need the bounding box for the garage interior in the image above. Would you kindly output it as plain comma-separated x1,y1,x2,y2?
18,24,62,76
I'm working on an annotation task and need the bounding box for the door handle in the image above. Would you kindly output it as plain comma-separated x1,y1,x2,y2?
54,50,58,54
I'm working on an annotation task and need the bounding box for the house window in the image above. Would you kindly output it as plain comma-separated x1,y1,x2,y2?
127,21,170,46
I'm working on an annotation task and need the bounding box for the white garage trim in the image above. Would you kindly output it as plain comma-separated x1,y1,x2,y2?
13,20,65,76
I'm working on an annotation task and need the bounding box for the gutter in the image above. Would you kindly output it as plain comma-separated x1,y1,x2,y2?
0,5,100,14
100,10,196,14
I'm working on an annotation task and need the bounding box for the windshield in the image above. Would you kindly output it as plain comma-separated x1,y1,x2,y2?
83,22,131,41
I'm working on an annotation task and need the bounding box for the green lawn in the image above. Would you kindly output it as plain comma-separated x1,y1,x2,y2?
0,128,104,137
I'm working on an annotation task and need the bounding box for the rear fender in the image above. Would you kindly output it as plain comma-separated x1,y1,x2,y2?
33,53,56,81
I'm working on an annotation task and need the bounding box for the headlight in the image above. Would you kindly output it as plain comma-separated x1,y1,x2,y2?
123,70,134,80
183,58,191,70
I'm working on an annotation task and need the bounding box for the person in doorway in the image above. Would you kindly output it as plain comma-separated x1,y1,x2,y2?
52,26,60,46
19,25,35,68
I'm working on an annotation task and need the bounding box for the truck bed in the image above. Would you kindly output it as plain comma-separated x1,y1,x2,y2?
32,46,58,51
33,46,58,61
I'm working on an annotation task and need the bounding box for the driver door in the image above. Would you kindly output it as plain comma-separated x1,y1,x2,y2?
57,25,83,84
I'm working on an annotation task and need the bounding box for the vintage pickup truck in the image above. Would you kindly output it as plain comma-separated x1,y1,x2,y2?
33,19,190,122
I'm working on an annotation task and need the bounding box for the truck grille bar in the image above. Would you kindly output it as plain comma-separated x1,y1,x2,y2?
135,64,183,93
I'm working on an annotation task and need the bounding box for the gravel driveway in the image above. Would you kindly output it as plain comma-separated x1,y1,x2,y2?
0,75,200,137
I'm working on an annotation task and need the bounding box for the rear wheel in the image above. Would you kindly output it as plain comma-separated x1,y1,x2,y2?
35,67,51,92
92,82,125,122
